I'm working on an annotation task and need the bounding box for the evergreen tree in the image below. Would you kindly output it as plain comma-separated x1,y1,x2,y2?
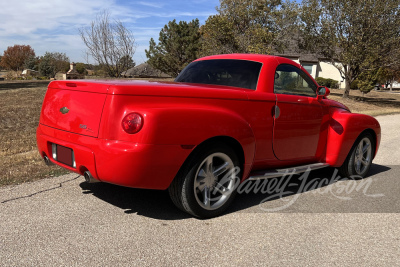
146,19,201,77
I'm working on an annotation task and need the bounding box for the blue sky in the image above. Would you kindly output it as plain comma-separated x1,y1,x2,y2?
0,0,219,65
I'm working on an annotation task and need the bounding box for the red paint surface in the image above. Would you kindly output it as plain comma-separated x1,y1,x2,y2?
37,54,381,189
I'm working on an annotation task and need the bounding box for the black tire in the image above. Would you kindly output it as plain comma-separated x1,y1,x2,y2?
168,144,241,218
339,133,374,178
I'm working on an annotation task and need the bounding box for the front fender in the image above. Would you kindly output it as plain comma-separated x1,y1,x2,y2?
325,109,381,167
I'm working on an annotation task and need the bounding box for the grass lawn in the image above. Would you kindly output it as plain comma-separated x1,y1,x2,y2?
1,82,399,186
329,88,400,116
0,83,69,186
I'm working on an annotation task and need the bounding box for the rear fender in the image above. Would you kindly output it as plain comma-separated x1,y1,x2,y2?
148,107,256,177
99,95,256,180
143,107,256,183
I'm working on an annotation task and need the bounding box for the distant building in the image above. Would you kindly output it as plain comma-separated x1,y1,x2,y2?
0,71,6,81
55,63,84,80
276,52,346,89
21,69,39,77
65,63,84,79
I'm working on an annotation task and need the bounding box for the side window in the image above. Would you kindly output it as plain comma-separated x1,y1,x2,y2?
302,63,314,76
274,64,317,97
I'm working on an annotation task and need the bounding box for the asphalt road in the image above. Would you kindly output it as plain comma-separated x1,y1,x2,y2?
1,114,400,266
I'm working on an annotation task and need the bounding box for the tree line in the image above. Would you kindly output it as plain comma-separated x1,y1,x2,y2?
0,11,136,79
1,1,399,97
146,0,400,97
0,45,85,79
0,44,134,79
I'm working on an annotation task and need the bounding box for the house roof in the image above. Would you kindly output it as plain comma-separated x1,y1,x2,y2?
122,63,171,78
274,37,321,63
275,52,319,63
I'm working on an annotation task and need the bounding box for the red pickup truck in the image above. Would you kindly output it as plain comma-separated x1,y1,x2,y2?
37,54,381,218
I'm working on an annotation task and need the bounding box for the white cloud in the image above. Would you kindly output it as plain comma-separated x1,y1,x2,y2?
137,1,165,8
0,0,116,36
0,0,219,64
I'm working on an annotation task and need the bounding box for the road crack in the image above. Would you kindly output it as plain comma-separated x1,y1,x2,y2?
1,175,80,204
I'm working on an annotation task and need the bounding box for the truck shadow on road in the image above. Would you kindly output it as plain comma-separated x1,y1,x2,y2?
231,164,393,214
79,183,192,220
79,164,392,220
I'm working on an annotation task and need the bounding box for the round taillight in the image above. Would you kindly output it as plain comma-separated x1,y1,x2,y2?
121,113,143,134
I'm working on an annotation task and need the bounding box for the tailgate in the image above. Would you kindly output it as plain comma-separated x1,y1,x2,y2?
39,81,109,138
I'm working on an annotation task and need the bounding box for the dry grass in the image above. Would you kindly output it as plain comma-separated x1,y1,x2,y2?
0,82,400,186
329,88,400,116
0,84,68,186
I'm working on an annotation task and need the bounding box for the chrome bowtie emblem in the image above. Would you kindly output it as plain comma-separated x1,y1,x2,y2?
60,107,69,114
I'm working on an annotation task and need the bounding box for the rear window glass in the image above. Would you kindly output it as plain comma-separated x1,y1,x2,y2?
175,59,262,90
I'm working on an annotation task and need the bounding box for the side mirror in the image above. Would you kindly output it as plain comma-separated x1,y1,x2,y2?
317,86,330,99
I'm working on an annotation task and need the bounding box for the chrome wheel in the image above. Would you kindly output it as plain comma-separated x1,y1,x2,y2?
340,133,374,179
353,137,372,175
169,144,241,218
193,152,237,210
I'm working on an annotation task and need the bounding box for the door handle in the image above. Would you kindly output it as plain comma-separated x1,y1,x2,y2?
274,105,280,119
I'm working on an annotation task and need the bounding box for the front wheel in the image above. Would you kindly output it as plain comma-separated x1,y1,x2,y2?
169,144,241,218
339,133,374,178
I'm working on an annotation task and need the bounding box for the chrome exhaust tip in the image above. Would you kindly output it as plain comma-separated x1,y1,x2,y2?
84,171,100,183
44,155,53,166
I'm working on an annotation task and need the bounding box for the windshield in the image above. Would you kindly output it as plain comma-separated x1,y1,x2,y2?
175,59,262,90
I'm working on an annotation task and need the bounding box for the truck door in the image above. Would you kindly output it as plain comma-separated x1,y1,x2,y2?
272,64,324,161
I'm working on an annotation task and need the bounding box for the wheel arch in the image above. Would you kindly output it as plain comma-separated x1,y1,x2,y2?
195,136,246,168
168,136,247,189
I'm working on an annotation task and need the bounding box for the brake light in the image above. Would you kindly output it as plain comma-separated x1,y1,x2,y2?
66,82,77,87
121,113,143,134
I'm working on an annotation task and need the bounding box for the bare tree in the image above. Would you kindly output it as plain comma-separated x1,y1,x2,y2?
79,11,136,77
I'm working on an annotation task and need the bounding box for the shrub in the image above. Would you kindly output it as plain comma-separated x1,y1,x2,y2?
327,78,339,89
350,80,359,90
315,77,325,85
75,63,87,75
315,77,339,89
5,72,14,80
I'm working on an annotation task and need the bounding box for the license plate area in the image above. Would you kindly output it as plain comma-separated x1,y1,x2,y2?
52,143,76,168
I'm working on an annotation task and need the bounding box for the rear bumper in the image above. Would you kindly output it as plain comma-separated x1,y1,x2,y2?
36,124,192,190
